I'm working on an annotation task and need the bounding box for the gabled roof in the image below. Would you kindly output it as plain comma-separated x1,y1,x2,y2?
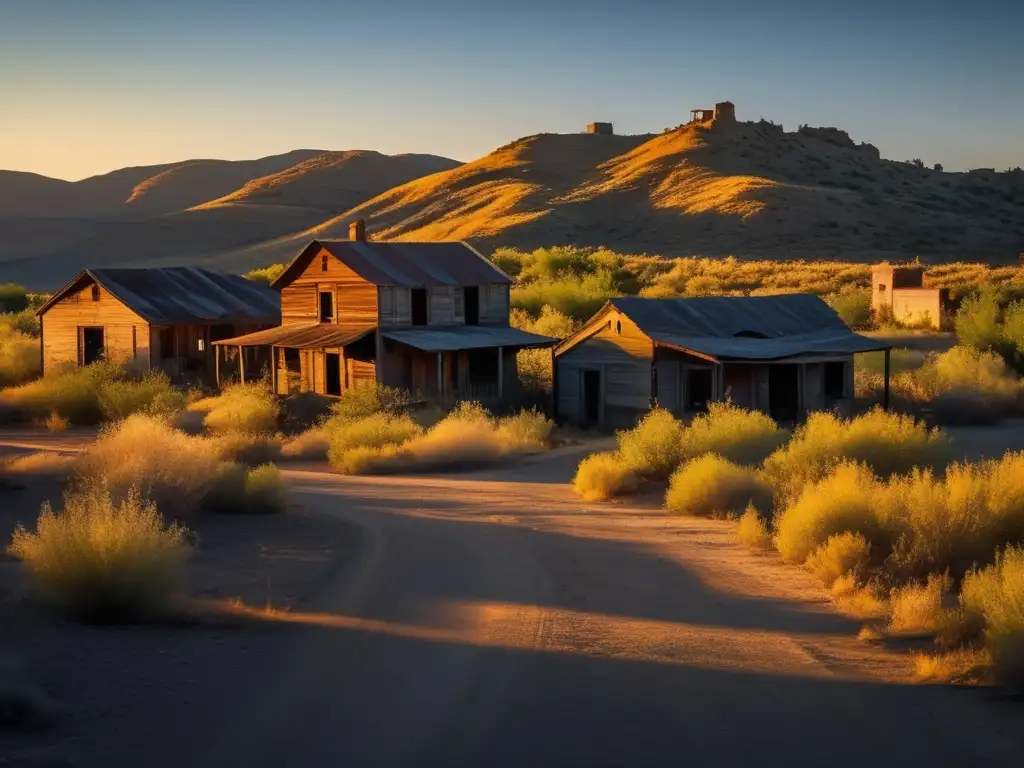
272,239,512,290
557,295,889,361
38,267,281,326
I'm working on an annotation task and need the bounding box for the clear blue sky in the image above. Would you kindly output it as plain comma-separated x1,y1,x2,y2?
2,0,1021,180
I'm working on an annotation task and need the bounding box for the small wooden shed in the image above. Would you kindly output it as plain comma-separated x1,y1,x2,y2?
36,267,280,380
553,295,891,428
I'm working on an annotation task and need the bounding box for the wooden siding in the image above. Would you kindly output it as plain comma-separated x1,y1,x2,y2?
429,287,455,325
376,287,414,329
281,284,318,324
556,310,652,426
483,284,510,325
40,281,149,373
287,246,378,327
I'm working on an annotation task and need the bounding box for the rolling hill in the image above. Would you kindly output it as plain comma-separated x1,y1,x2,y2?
2,116,1022,289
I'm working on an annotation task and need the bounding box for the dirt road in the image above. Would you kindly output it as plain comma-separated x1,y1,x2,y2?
192,449,1024,768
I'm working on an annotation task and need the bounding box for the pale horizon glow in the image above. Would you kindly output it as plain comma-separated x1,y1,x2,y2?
2,0,1022,181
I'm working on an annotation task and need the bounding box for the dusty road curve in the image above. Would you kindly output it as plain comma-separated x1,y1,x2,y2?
194,449,1024,768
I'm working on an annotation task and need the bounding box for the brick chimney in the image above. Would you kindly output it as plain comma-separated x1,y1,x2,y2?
349,218,366,242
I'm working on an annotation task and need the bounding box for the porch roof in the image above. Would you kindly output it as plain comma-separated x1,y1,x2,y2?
653,329,890,361
382,325,556,352
212,323,374,349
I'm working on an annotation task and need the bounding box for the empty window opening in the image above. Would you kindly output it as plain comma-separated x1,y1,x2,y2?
319,291,334,323
824,361,846,399
878,284,887,293
81,327,104,365
90,284,100,301
464,286,480,325
411,289,428,326
321,253,329,272
158,327,175,361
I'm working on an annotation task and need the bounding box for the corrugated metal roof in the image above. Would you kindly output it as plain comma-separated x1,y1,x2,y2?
598,295,889,361
212,323,373,349
383,325,556,352
39,267,281,326
272,239,512,289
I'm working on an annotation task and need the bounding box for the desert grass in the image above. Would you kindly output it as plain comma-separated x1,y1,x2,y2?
914,648,992,684
281,422,332,460
679,402,787,466
41,411,69,432
0,361,119,424
955,289,1003,351
97,371,187,421
327,383,411,424
805,532,871,588
735,505,773,550
511,270,622,321
511,306,579,393
327,413,422,458
664,455,771,517
7,484,189,621
572,451,640,501
763,408,949,499
209,431,284,465
202,383,279,434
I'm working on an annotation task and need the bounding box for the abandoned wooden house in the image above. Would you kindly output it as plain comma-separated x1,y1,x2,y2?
553,295,891,428
213,223,555,403
36,267,280,380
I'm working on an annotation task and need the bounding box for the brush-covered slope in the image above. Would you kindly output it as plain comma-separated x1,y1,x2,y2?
313,121,1024,261
194,150,460,213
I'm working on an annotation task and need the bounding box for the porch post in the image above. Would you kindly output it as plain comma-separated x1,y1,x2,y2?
239,345,245,384
883,347,891,411
215,344,220,387
270,347,277,394
437,351,443,403
497,346,504,401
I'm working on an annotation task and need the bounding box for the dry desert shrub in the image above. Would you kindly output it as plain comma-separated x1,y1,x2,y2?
97,371,187,421
573,451,639,501
0,361,119,424
664,454,771,517
42,410,69,432
616,408,686,479
887,573,954,637
75,414,223,518
960,547,1024,687
281,422,332,460
763,408,949,499
332,444,406,476
327,383,411,424
914,648,992,684
7,484,189,621
0,328,40,388
202,383,279,434
243,464,287,514
327,413,422,463
805,532,871,588
736,505,773,550
679,402,787,466
773,462,882,564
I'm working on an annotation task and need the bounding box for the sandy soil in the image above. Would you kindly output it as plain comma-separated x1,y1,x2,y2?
3,432,1024,766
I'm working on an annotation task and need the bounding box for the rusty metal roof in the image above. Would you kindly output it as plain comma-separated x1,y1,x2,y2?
38,267,281,326
272,239,512,289
558,295,889,361
212,323,373,349
382,325,555,352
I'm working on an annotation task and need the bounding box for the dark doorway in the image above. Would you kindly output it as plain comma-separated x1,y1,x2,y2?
769,364,800,423
824,361,846,399
687,368,713,412
81,327,104,366
464,286,480,325
325,352,342,396
319,291,334,323
411,289,428,326
582,369,601,426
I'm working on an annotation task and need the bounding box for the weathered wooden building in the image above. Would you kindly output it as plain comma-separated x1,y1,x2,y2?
214,222,554,403
36,268,280,380
553,295,891,428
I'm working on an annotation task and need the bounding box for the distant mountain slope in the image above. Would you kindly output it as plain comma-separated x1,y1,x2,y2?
0,150,323,218
194,150,461,213
314,122,1024,261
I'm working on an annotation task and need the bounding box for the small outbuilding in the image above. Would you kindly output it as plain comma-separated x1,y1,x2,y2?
36,267,280,380
871,264,951,330
553,295,891,428
587,122,614,135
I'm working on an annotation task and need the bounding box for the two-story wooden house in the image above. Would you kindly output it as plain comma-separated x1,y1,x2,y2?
213,221,555,404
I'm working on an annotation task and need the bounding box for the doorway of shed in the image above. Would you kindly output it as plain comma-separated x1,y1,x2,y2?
687,368,713,412
325,352,342,396
81,327,105,365
463,286,480,325
769,364,799,423
582,369,601,426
